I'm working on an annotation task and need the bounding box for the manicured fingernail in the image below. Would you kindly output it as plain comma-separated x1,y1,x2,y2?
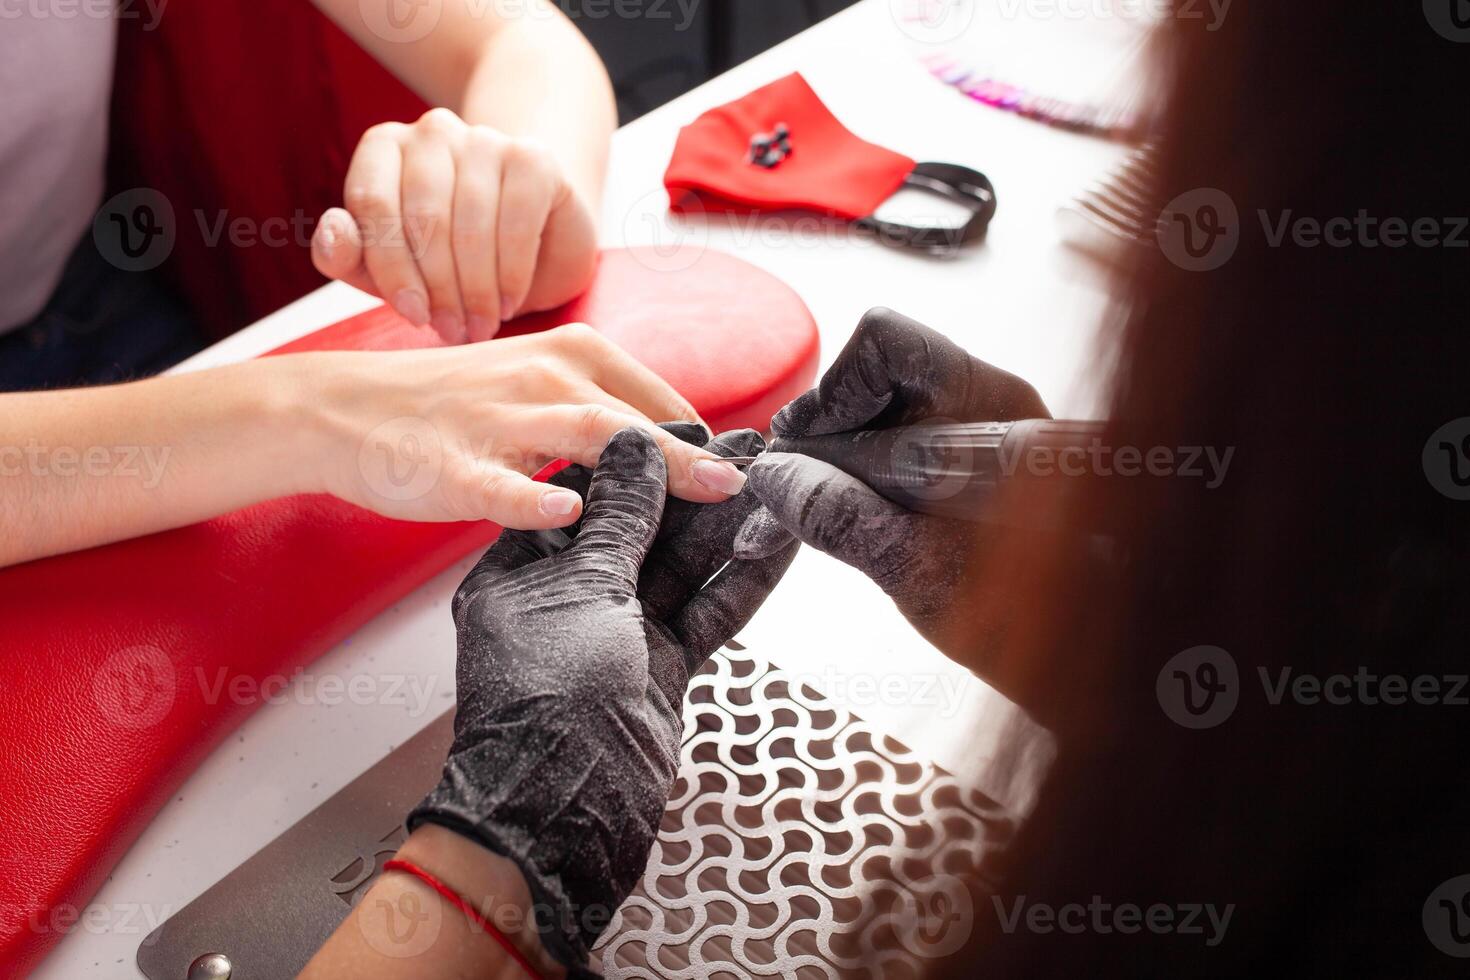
539,488,581,516
692,459,747,496
431,310,465,343
500,297,516,322
466,315,499,341
393,289,430,326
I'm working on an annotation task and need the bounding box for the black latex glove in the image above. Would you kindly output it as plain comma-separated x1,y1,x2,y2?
408,424,797,975
736,306,1050,647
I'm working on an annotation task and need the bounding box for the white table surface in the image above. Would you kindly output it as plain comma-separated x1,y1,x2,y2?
40,3,1135,975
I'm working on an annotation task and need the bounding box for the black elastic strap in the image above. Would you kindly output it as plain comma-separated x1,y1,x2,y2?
856,161,998,253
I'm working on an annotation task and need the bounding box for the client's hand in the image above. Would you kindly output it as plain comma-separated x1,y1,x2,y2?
737,306,1050,652
312,108,599,343
409,425,797,972
284,322,750,529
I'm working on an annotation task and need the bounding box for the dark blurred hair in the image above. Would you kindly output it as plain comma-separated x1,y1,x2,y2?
950,2,1467,976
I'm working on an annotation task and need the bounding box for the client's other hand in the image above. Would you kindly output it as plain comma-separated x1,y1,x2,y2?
312,109,598,343
409,425,797,973
738,306,1051,655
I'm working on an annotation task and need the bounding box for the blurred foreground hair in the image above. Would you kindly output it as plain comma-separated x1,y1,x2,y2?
948,2,1468,976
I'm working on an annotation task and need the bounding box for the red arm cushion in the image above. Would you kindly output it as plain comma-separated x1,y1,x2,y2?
0,247,818,975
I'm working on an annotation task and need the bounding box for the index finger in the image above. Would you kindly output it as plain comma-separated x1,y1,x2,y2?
522,404,745,504
549,324,704,427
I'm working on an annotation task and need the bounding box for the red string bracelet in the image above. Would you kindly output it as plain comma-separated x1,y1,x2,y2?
383,858,547,980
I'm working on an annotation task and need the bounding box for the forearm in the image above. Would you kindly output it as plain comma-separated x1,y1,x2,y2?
315,0,615,208
0,361,309,568
459,10,615,208
301,824,565,979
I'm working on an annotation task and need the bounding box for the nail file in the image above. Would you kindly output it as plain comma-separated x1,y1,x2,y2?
727,420,1107,524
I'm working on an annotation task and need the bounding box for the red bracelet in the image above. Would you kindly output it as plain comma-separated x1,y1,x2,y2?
383,858,547,980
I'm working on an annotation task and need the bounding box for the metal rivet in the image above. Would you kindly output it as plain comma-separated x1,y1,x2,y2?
186,952,232,980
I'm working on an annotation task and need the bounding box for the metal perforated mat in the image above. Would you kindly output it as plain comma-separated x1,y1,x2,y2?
140,645,1007,978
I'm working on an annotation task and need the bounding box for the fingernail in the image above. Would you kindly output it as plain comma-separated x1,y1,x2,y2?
317,221,339,253
500,297,516,322
393,290,430,326
539,488,581,516
466,315,499,341
431,310,466,343
692,459,747,496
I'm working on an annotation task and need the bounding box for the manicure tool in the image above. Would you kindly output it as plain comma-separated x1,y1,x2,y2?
724,419,1108,522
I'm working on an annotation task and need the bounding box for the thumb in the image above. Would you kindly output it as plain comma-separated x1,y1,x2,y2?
733,504,796,561
569,427,668,588
743,452,923,586
312,208,380,298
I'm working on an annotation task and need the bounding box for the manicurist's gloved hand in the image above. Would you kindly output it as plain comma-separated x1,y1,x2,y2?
409,425,797,974
737,306,1050,652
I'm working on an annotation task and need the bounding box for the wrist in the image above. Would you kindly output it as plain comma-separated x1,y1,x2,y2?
242,351,358,498
180,358,325,501
396,824,566,978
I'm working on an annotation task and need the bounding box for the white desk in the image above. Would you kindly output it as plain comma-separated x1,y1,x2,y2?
40,3,1132,974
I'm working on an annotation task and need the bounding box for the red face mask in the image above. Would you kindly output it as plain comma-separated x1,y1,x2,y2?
663,73,997,251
